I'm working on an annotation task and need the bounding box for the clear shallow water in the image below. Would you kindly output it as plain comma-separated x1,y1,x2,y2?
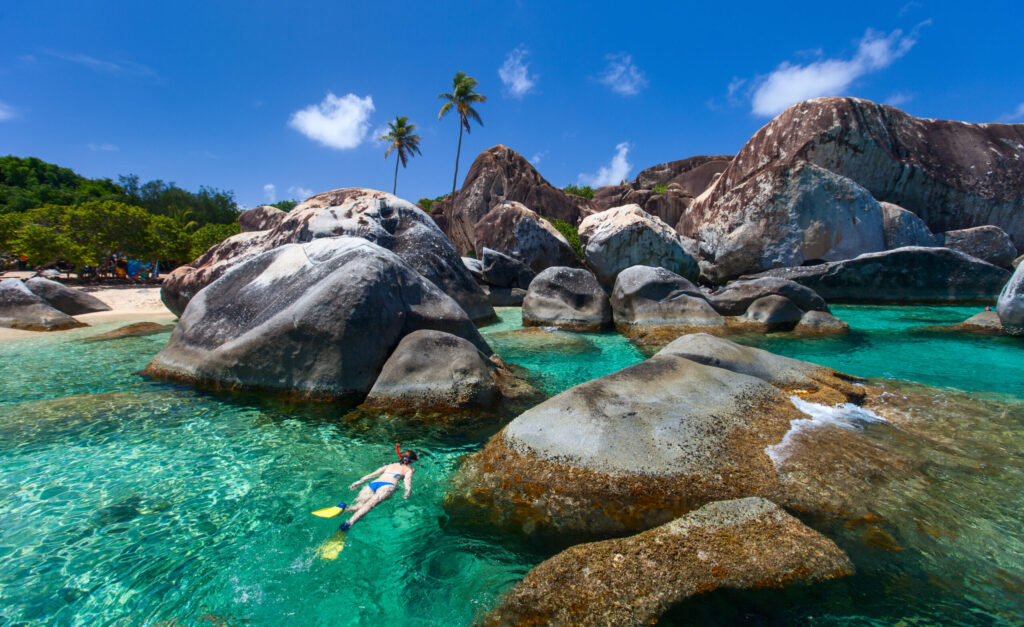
0,308,1021,625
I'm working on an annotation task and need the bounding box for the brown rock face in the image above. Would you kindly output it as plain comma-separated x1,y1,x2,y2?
436,145,598,255
685,97,1024,279
482,498,853,627
238,205,287,233
472,201,582,272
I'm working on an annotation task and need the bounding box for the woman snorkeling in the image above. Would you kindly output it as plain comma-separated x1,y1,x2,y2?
335,447,418,532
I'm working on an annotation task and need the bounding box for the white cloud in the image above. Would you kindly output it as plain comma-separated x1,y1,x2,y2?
289,186,313,199
530,150,548,165
750,25,927,117
498,46,536,97
885,91,913,107
598,54,647,96
289,92,375,150
371,124,391,145
88,143,118,151
999,103,1024,122
263,183,276,203
579,142,631,187
0,100,14,121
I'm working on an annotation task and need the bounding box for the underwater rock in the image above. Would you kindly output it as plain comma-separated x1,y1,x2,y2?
0,278,85,331
997,262,1024,335
24,278,111,315
479,247,535,289
161,188,494,322
522,266,611,331
472,200,582,272
941,225,1018,268
578,204,699,287
482,497,852,627
85,321,176,342
146,237,490,402
745,246,1010,302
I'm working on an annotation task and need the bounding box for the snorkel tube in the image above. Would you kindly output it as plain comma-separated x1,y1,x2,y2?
396,442,418,465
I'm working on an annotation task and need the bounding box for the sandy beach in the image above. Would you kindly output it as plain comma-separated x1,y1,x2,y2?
0,284,175,341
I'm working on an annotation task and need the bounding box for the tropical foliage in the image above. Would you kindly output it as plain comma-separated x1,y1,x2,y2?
378,116,423,195
542,215,583,259
651,182,668,194
417,195,448,212
438,72,486,197
562,184,595,199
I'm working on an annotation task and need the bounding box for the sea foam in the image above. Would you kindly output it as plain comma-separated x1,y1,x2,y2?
766,396,887,466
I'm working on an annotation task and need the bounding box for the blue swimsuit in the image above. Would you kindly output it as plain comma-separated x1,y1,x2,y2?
368,473,402,493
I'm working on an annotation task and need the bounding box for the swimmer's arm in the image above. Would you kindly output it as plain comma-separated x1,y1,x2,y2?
402,468,414,499
349,466,386,490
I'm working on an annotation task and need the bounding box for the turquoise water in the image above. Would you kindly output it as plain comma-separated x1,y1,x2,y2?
0,307,1022,625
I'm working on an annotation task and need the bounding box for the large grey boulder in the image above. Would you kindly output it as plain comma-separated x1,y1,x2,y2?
482,286,527,307
0,279,85,331
746,246,1011,302
741,295,805,331
611,265,723,334
446,336,864,536
881,202,940,249
579,204,699,287
238,205,287,232
461,256,483,283
24,277,111,315
684,97,1024,280
473,200,582,272
482,498,853,627
793,310,850,335
145,237,490,402
684,162,886,282
941,225,1018,268
709,277,829,316
364,330,499,410
161,189,495,322
522,267,611,331
997,262,1024,335
480,248,535,289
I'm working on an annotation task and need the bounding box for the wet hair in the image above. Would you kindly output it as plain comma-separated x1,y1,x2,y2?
400,450,419,464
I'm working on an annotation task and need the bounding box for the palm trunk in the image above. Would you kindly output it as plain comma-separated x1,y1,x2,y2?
451,121,464,197
393,155,400,195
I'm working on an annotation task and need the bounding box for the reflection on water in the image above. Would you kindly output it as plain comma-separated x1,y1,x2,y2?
0,307,1021,625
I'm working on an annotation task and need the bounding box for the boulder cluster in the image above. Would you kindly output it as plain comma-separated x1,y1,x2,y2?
0,277,109,331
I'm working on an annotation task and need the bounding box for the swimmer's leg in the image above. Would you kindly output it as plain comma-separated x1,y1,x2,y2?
342,485,395,530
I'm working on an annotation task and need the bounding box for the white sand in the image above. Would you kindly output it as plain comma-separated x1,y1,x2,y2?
0,285,175,342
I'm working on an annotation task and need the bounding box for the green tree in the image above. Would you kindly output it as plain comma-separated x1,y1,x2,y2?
378,116,423,195
269,200,298,211
189,222,240,260
438,72,486,197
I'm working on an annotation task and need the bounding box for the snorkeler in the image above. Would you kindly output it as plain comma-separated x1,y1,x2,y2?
335,447,418,532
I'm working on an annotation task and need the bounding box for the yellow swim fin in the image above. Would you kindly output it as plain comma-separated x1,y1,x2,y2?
311,501,347,518
318,530,347,560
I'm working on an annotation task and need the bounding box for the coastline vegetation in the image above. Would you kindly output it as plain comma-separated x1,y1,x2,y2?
542,215,583,259
562,184,595,199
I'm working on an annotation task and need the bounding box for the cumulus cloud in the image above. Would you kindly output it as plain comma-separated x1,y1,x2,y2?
289,185,313,200
499,47,536,97
579,142,631,187
88,143,118,151
263,183,276,203
289,92,375,150
598,54,647,96
750,25,927,117
0,100,15,121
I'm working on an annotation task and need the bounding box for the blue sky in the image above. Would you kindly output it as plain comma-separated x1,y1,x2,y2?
2,1,1022,208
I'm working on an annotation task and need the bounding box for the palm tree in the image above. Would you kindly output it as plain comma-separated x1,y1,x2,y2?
378,116,423,195
438,71,486,197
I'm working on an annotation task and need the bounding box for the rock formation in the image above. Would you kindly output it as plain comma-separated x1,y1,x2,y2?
746,247,1011,302
521,267,611,331
684,97,1024,280
479,248,535,289
0,278,85,331
238,205,287,233
940,225,1018,268
610,265,725,336
997,262,1024,335
161,188,494,322
146,237,490,403
708,277,829,316
472,200,582,271
446,335,865,536
578,204,699,287
482,498,852,627
85,321,176,342
430,145,598,255
24,277,111,315
880,202,940,249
